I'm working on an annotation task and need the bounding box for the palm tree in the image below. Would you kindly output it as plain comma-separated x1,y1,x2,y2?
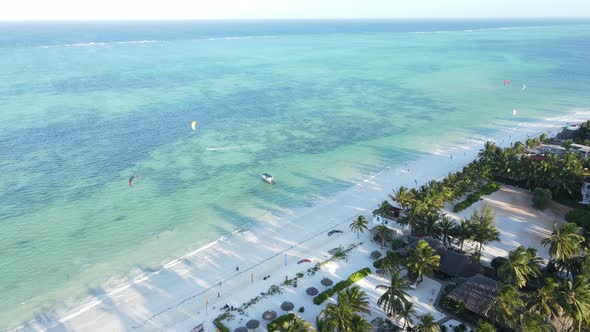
493,284,524,329
518,313,552,332
470,206,500,260
390,186,415,213
315,315,330,332
414,314,440,332
541,223,584,274
497,246,543,288
376,271,411,319
350,315,372,332
398,301,416,330
437,216,457,247
556,276,590,332
455,219,472,252
527,278,562,322
479,141,500,164
473,321,496,332
512,141,525,154
321,298,353,331
281,316,315,332
406,239,440,283
349,216,369,239
380,252,404,275
339,286,370,315
539,133,548,143
374,225,391,249
414,211,442,238
375,200,394,219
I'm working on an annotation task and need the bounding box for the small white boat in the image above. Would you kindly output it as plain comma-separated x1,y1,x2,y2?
261,173,275,184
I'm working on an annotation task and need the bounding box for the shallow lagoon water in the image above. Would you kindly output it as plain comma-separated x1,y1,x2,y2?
0,19,589,327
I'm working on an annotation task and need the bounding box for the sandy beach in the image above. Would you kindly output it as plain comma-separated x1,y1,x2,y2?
448,185,569,265
18,110,590,332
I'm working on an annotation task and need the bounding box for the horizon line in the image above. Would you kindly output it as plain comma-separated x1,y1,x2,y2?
1,16,590,22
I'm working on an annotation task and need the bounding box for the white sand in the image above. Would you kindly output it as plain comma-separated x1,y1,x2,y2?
447,185,569,265
19,110,590,331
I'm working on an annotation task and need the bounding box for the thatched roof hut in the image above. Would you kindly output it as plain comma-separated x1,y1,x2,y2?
447,274,498,318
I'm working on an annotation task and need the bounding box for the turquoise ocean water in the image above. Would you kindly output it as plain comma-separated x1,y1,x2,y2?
1,19,590,328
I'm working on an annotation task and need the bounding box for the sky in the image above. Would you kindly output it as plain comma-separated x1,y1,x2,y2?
1,0,589,21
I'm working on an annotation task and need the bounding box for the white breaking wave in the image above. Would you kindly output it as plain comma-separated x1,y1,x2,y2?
38,36,276,49
115,40,158,45
39,40,160,48
206,146,244,151
206,35,276,41
65,42,107,47
409,25,545,35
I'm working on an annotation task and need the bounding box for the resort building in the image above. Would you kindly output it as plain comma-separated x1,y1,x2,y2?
446,274,498,320
570,143,590,159
557,124,581,140
371,203,406,237
400,237,483,278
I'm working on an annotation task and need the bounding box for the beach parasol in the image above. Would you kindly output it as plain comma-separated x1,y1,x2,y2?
306,287,319,296
262,310,277,321
320,278,333,287
234,327,248,332
280,301,294,312
370,250,382,259
246,319,260,330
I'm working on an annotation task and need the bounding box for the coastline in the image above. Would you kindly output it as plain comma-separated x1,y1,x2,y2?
17,109,590,331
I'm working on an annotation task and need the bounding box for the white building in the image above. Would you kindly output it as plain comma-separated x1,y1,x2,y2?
372,213,406,237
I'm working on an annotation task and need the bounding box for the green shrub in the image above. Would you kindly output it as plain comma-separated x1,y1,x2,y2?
298,306,304,313
566,208,590,229
491,256,508,271
373,259,382,269
453,182,500,212
453,200,471,213
313,267,371,305
440,296,465,314
454,324,468,332
532,188,552,210
474,321,496,332
332,280,351,292
313,288,335,305
391,238,405,250
481,182,501,195
349,268,371,282
267,313,296,332
213,317,230,332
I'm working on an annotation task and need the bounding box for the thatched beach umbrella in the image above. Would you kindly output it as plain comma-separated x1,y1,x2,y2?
246,319,260,330
280,301,294,312
320,278,333,287
370,250,382,259
306,287,319,296
262,310,277,321
234,327,248,332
